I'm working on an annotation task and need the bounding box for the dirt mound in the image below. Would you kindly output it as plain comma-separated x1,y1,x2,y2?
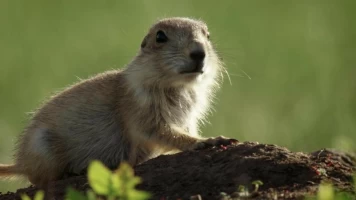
0,142,355,200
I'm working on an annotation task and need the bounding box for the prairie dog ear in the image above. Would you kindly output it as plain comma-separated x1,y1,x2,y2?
140,35,148,48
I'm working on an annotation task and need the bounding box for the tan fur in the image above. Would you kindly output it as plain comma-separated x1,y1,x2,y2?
0,17,237,188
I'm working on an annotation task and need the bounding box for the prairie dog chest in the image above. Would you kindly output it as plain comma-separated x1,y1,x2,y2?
154,88,197,126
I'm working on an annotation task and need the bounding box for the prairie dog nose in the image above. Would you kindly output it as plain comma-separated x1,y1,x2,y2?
190,50,206,63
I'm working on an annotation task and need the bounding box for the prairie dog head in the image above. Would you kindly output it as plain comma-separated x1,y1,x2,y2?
126,17,222,88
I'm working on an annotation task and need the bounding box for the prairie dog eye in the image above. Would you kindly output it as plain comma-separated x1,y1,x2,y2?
207,32,210,40
156,30,168,43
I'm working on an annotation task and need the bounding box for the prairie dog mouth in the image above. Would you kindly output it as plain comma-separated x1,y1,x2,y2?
180,62,204,74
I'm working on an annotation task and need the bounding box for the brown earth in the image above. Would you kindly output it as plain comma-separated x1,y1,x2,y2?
0,142,355,200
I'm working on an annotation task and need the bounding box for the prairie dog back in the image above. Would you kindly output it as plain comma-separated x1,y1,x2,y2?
0,17,237,188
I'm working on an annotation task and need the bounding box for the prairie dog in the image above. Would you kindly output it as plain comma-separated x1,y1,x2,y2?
0,17,237,188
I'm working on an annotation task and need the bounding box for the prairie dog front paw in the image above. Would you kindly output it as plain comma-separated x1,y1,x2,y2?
193,136,239,150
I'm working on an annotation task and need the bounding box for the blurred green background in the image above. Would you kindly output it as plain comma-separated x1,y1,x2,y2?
1,0,355,192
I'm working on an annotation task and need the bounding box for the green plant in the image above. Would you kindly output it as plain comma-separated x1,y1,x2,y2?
66,188,98,200
21,191,44,200
306,174,356,200
305,183,353,200
66,160,150,200
251,180,263,192
235,180,264,198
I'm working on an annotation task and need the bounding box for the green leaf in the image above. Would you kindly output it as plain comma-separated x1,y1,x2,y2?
128,190,151,200
65,188,87,200
113,162,150,200
115,162,137,180
86,190,96,200
237,185,245,192
88,160,112,195
335,192,354,200
251,180,264,192
86,160,150,199
114,162,141,192
317,183,334,200
20,194,31,200
109,175,121,197
251,180,263,186
34,191,44,200
111,171,121,191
